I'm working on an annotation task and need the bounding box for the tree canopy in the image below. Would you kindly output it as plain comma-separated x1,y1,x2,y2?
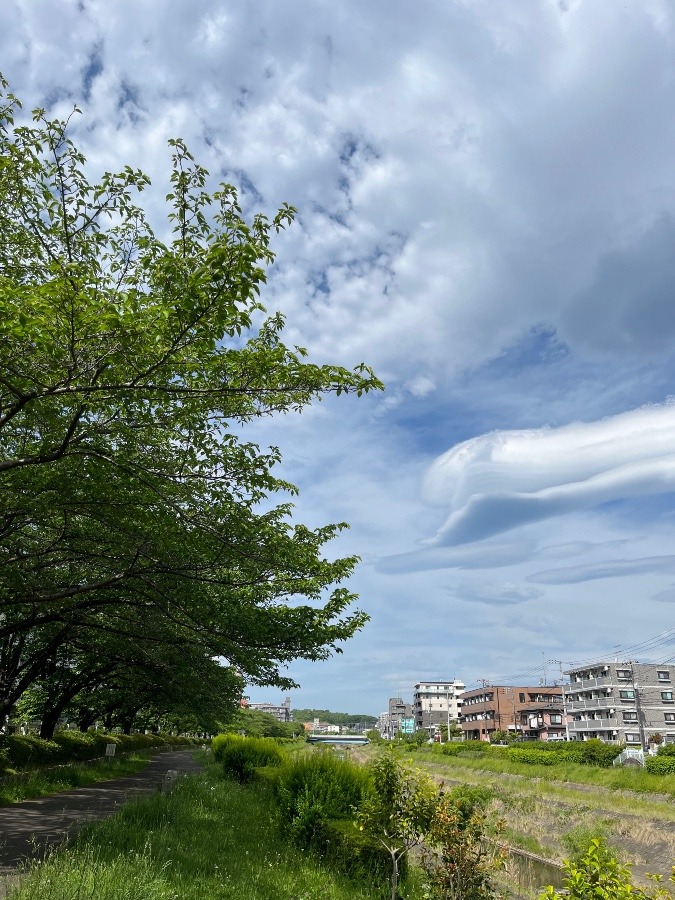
0,77,382,736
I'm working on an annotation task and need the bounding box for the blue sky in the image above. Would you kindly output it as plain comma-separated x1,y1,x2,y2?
3,0,675,715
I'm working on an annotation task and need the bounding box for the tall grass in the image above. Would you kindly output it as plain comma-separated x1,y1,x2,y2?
8,766,422,900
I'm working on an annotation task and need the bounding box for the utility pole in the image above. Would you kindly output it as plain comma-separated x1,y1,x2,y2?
478,678,490,741
551,660,570,741
630,661,647,750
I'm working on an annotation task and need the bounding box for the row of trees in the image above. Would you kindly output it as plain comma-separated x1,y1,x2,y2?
0,77,381,737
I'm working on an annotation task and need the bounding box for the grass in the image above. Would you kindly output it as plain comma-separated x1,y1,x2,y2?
398,748,675,893
0,753,151,806
7,765,426,900
418,747,675,798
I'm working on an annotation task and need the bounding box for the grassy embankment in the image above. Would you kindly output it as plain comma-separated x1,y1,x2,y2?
7,759,422,900
399,745,675,891
0,732,196,805
0,754,152,806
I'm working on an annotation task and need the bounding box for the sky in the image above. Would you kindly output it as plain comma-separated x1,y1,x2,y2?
3,0,675,716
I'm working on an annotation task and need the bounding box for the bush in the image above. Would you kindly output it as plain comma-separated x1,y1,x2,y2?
646,755,675,775
274,750,372,848
212,733,284,782
657,742,675,757
0,730,193,772
506,747,559,766
578,738,621,768
1,735,64,768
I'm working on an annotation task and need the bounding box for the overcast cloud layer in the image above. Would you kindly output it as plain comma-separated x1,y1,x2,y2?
3,0,675,714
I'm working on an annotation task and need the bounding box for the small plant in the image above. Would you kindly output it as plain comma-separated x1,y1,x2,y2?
538,836,675,899
356,748,438,900
421,787,505,900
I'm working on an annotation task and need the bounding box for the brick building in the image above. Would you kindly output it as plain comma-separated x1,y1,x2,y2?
460,685,564,741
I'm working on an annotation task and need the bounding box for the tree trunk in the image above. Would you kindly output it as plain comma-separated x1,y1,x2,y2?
40,706,63,739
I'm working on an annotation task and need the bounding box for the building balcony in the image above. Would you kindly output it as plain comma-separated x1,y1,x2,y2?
566,697,615,710
568,718,618,732
566,674,610,689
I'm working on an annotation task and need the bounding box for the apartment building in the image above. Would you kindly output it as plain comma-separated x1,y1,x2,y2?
247,696,292,723
413,679,466,732
565,661,675,746
378,697,414,739
460,685,564,741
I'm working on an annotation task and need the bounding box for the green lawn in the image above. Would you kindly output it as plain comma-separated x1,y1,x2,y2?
9,765,423,900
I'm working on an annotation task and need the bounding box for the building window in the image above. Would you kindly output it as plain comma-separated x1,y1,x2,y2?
519,693,525,703
658,671,671,682
664,713,675,723
550,714,562,725
625,733,640,743
619,690,635,700
616,669,631,679
661,692,674,702
623,712,638,722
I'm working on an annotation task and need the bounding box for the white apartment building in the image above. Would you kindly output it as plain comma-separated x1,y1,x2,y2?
413,679,466,732
565,661,675,746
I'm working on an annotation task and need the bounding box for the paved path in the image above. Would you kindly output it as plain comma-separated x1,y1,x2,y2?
0,749,202,897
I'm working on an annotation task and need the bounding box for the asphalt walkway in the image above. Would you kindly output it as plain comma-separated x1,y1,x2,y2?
0,749,202,897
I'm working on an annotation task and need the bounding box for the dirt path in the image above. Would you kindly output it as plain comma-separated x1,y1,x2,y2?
0,749,202,898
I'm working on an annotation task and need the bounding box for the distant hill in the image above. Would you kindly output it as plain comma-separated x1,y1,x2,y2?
291,708,377,726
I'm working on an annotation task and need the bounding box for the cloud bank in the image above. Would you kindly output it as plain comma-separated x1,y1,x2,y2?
422,403,675,546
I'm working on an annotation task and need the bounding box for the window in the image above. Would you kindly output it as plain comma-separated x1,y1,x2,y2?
550,714,562,725
616,669,631,679
625,733,640,743
658,671,671,682
519,693,525,703
664,713,675,723
623,711,638,722
619,690,635,700
661,691,674,702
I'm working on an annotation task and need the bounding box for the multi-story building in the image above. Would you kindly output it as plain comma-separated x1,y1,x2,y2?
413,679,466,733
247,696,292,723
460,685,563,741
565,662,675,746
384,697,413,738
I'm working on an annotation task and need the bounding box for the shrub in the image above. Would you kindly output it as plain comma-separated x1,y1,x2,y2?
656,742,675,757
538,836,674,899
2,735,64,767
275,750,372,848
212,734,284,782
0,731,193,772
646,755,675,775
422,790,504,900
578,738,621,768
506,747,559,766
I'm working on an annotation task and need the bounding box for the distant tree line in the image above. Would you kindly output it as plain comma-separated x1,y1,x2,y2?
292,709,377,727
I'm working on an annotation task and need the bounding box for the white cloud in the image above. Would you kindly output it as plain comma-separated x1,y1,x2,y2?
528,556,675,585
4,0,675,714
422,403,675,546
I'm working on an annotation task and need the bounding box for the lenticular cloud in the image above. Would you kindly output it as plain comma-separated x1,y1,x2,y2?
422,403,675,546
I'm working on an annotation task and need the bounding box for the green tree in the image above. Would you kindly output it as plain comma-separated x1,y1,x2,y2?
356,748,438,900
0,78,382,724
421,787,504,900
